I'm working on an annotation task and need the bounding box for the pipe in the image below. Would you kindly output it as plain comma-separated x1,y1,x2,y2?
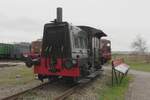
57,7,62,22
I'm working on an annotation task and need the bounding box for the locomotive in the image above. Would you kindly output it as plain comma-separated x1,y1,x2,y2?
31,39,42,54
25,8,109,82
100,39,111,64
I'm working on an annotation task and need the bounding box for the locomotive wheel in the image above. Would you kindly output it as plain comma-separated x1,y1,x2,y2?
97,65,102,70
101,58,107,65
38,74,44,82
73,77,79,84
101,58,104,65
48,76,58,82
64,77,79,84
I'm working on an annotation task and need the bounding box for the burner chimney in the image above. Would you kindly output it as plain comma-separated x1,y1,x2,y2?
56,7,62,22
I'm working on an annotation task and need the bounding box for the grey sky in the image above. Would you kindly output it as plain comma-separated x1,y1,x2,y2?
0,0,149,51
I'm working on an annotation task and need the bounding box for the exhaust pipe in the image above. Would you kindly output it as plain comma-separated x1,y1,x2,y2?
56,7,63,22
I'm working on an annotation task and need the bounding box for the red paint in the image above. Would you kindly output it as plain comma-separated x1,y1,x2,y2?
34,57,80,77
101,45,111,61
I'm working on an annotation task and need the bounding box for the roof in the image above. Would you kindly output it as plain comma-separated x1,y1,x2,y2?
78,26,107,38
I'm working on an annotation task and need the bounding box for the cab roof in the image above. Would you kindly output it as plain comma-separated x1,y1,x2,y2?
78,26,107,38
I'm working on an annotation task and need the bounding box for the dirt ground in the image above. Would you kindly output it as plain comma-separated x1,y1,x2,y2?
125,70,150,100
2,63,150,100
66,70,110,100
0,61,24,67
0,62,111,100
18,70,108,100
0,65,42,100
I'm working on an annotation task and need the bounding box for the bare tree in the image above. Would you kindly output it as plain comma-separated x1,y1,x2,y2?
131,35,147,55
131,35,150,63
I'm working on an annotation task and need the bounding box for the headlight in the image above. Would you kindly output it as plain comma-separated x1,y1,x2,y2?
107,43,110,47
64,60,73,69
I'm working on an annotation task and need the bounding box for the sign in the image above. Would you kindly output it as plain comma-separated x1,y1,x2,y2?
114,63,129,74
112,58,130,85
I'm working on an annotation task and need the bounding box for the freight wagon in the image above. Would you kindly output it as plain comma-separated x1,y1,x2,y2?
10,43,31,59
0,43,13,59
0,43,30,60
31,39,42,54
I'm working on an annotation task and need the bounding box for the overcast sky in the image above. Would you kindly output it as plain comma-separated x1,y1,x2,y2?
0,0,149,51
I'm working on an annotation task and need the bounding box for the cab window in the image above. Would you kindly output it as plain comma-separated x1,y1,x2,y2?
72,29,87,49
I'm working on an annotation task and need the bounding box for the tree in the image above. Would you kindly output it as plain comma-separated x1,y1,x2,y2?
131,35,147,55
131,35,150,63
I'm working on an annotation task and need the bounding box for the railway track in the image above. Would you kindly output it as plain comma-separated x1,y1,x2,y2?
1,79,78,100
54,78,97,100
1,70,103,100
1,82,50,100
1,79,91,100
54,84,80,100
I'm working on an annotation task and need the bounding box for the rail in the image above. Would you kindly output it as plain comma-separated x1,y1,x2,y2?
1,82,50,100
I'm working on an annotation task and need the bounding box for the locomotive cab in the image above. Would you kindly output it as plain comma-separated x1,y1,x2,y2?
78,26,107,68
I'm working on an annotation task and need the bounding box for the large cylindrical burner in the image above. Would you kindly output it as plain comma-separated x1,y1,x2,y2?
57,7,63,22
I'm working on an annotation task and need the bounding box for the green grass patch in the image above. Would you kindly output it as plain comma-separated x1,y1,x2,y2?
99,76,131,100
127,62,150,72
0,66,34,85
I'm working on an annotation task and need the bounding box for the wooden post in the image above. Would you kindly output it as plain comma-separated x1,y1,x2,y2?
112,61,114,86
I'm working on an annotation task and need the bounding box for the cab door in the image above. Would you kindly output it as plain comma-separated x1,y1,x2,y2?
70,26,88,62
92,37,101,66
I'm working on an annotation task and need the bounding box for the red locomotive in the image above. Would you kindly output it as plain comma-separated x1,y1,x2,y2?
24,8,110,82
31,39,42,54
100,39,111,64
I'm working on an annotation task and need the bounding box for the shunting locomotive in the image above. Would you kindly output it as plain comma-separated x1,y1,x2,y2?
25,7,109,82
100,39,111,64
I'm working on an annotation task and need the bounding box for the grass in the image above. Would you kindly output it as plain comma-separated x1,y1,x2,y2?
0,58,132,100
97,53,149,100
99,76,131,100
0,66,34,85
127,62,150,72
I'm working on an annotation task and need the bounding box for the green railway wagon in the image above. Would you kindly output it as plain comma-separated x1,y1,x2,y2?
0,43,14,58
